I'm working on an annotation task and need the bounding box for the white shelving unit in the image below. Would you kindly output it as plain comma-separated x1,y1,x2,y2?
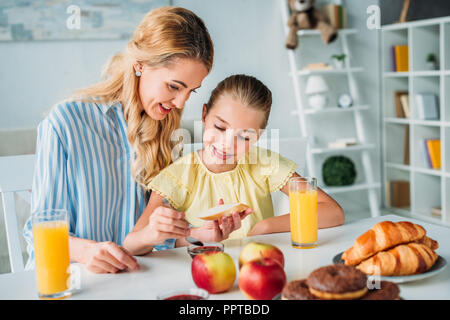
279,0,380,217
381,16,450,227
295,67,364,76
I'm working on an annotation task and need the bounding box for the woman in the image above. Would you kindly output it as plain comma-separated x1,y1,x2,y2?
23,7,243,274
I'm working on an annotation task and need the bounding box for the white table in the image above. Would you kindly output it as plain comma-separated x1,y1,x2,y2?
0,214,449,300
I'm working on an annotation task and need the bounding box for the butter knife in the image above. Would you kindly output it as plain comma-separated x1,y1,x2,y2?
161,198,204,246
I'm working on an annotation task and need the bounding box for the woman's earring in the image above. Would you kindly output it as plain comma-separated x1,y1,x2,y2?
135,71,142,77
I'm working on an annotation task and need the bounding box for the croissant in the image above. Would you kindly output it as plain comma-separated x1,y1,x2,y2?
342,221,426,266
414,236,439,250
356,243,438,276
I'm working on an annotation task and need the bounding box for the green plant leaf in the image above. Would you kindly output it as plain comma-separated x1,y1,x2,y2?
322,156,356,186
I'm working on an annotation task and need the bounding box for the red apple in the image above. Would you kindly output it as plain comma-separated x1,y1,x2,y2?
238,242,284,268
191,251,236,294
239,257,286,300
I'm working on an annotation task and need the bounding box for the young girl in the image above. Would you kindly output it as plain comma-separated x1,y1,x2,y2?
123,74,344,255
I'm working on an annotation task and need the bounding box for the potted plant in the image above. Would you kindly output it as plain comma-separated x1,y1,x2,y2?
331,53,346,69
426,53,438,70
322,155,356,186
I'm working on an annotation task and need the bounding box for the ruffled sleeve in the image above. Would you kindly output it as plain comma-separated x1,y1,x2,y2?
146,153,196,210
147,171,188,210
268,155,297,192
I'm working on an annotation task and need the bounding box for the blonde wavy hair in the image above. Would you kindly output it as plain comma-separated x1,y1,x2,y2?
71,7,214,189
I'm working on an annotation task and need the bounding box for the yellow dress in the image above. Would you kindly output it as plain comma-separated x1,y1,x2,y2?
147,146,297,239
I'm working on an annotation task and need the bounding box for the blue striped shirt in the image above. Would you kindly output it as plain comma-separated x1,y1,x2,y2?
23,100,175,269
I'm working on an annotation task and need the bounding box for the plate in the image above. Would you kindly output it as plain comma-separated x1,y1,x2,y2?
332,252,447,283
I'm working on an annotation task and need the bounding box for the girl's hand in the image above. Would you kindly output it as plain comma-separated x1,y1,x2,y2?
143,205,191,245
83,241,140,274
194,199,254,242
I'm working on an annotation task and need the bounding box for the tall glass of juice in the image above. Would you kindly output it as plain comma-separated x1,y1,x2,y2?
289,177,318,249
32,209,71,299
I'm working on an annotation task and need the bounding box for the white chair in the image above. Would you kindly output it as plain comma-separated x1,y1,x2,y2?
182,138,308,216
0,154,35,273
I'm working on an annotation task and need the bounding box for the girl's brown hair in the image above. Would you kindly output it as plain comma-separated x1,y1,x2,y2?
72,7,214,189
205,74,272,128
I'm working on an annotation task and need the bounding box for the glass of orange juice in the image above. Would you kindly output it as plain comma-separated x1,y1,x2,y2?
289,177,318,249
32,209,71,299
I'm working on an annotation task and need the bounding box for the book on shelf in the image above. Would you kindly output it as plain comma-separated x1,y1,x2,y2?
390,45,409,72
415,93,439,120
321,4,347,29
394,91,409,118
400,94,410,118
421,138,441,169
404,125,410,165
427,139,441,169
390,46,396,72
327,138,357,149
303,63,333,70
386,180,410,208
421,139,432,168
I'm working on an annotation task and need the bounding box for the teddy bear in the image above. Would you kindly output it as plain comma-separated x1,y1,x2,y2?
286,0,338,50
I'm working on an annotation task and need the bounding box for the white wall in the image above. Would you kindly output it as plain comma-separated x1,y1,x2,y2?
0,0,302,136
0,39,126,130
0,0,380,148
